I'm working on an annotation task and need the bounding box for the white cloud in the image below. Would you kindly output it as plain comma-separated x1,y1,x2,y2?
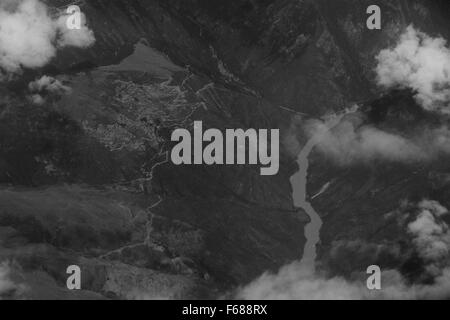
0,0,95,75
28,75,71,94
295,26,450,166
304,115,426,165
55,12,95,48
407,200,450,276
236,263,364,300
237,200,450,300
236,262,450,300
0,262,26,299
376,26,450,113
0,262,16,296
27,75,71,105
301,113,450,165
28,93,46,106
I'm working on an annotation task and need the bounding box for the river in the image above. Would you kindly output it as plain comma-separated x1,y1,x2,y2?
290,113,348,271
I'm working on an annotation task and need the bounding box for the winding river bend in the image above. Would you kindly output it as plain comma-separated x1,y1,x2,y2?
290,114,347,271
290,135,322,271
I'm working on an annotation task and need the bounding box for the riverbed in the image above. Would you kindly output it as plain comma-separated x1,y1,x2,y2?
290,113,347,271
